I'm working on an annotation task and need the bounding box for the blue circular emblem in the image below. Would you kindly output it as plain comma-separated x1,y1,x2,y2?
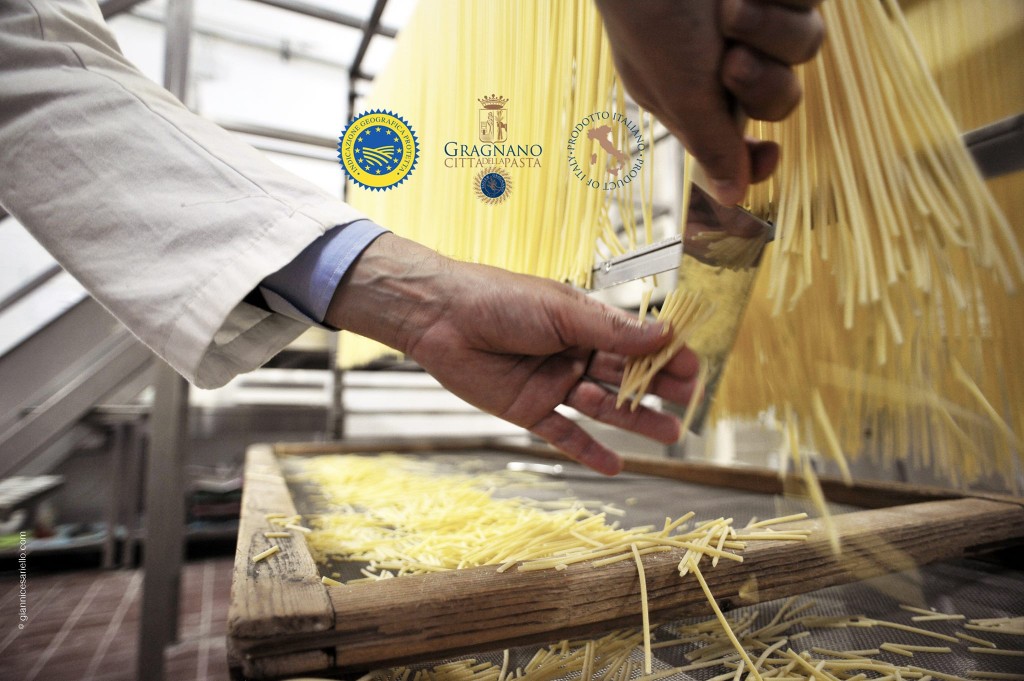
480,172,506,198
473,168,511,205
338,110,418,191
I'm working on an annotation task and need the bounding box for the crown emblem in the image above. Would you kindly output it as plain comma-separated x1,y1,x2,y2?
478,94,509,110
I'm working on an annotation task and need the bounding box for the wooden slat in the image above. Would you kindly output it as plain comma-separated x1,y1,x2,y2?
232,496,1024,668
241,650,334,679
227,445,333,639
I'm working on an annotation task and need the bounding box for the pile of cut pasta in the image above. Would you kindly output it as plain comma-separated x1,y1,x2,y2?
296,454,808,581
291,453,813,672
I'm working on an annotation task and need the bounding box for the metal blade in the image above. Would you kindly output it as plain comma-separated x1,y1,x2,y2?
589,183,775,434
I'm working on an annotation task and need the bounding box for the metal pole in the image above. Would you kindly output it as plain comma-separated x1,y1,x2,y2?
163,0,195,109
98,0,149,19
138,365,190,680
349,0,390,84
249,0,397,37
137,1,194,678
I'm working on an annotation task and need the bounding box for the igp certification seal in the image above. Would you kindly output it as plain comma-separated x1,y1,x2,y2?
338,110,418,191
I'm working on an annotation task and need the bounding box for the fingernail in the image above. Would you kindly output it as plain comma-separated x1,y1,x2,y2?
710,178,744,206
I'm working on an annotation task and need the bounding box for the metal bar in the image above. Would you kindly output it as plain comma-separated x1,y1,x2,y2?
138,364,190,681
0,297,121,433
162,0,194,108
0,263,62,316
136,2,194,679
634,115,1021,171
590,235,684,290
126,8,351,70
99,0,149,19
216,121,336,149
596,113,1021,293
344,70,357,201
327,342,345,439
102,423,128,568
965,113,1024,178
349,0,389,81
249,142,337,162
0,333,154,477
249,0,397,38
121,420,145,568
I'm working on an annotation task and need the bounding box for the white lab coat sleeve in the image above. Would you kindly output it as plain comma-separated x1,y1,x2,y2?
0,0,368,388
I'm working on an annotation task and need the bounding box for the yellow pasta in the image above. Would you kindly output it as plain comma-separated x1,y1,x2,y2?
333,3,1021,573
717,0,1023,492
956,632,997,648
339,0,645,368
968,649,1024,657
299,453,808,580
617,290,715,411
251,545,280,563
630,543,653,674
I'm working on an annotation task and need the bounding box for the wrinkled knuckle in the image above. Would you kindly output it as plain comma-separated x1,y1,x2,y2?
776,81,804,120
721,0,760,41
750,79,802,122
696,144,740,175
605,309,632,334
723,46,760,87
535,419,571,449
798,14,826,63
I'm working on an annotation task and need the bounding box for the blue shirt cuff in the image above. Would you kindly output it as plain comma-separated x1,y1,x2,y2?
259,219,388,328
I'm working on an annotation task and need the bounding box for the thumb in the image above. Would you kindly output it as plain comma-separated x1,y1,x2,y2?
552,295,669,356
679,103,751,207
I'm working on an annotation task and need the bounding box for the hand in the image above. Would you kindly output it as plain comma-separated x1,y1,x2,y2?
596,0,824,205
326,234,701,475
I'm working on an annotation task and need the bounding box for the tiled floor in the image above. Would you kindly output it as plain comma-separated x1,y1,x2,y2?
1,557,233,681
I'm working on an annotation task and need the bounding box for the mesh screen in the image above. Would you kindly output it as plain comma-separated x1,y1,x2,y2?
281,450,1022,677
385,561,1022,679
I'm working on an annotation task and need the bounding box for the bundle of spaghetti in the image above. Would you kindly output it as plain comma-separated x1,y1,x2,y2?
617,290,715,412
296,454,807,579
338,0,653,367
902,0,1023,235
714,0,1023,488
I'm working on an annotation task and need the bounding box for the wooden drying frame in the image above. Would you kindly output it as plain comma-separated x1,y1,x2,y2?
227,436,1024,679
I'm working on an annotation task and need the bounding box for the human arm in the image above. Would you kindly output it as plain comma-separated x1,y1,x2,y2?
595,0,825,205
1,0,700,475
0,0,367,387
325,233,701,475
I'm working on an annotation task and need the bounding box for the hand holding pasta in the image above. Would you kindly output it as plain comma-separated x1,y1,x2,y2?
325,234,701,475
596,0,825,205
